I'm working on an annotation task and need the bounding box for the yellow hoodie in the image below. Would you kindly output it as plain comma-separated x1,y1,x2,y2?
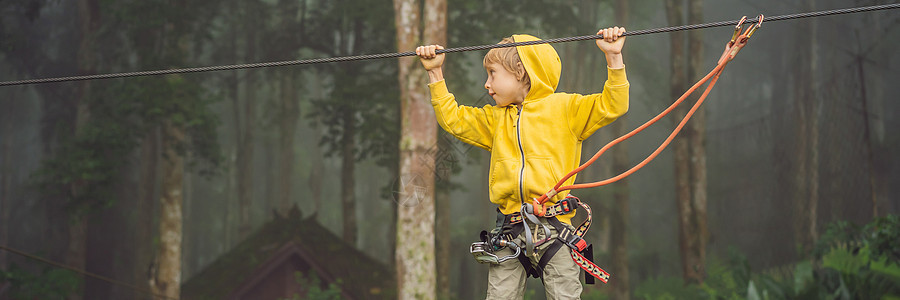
429,34,629,225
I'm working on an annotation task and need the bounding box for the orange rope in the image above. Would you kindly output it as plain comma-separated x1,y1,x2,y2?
536,19,758,206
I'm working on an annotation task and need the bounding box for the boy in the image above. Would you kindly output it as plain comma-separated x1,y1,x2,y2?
416,27,627,299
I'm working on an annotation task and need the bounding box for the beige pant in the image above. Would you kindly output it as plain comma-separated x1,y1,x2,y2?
485,219,582,300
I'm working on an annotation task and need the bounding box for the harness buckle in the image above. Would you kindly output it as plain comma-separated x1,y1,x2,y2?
565,234,588,252
558,196,577,213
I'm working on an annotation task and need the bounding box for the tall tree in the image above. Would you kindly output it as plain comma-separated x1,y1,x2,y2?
303,0,398,245
393,0,442,297
424,0,449,297
609,1,631,298
854,28,880,219
97,1,223,297
235,0,261,240
67,1,99,298
1,100,9,286
274,0,302,216
665,0,708,284
340,83,359,244
134,130,159,298
792,0,819,256
686,0,708,284
151,120,185,299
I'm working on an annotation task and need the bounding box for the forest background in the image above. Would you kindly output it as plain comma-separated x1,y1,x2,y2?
0,0,898,299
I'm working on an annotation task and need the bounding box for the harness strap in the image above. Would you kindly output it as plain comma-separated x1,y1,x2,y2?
547,215,609,284
521,205,553,259
583,244,595,284
491,196,609,283
572,199,593,238
570,246,610,283
505,197,579,225
505,224,541,278
536,240,564,278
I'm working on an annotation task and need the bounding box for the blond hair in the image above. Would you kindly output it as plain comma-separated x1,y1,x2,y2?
483,37,530,85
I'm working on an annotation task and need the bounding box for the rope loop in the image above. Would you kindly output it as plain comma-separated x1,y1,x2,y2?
536,19,760,205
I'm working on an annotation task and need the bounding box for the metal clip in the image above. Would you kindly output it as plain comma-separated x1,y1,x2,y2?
745,14,764,38
731,16,748,44
470,240,521,264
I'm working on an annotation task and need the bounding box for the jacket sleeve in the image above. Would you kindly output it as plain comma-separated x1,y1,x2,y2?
567,67,630,140
430,80,496,150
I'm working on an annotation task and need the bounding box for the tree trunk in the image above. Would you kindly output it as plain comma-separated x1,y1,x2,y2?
67,1,100,298
1,117,8,275
792,0,818,256
665,0,691,282
425,0,448,297
855,33,878,218
307,69,325,218
278,70,298,216
236,76,255,241
308,127,324,218
277,0,299,216
150,121,184,299
182,159,193,279
226,14,240,247
686,0,708,284
135,130,159,300
806,0,819,254
65,218,87,300
393,0,441,297
236,4,257,240
341,110,358,244
609,1,630,298
435,184,450,299
666,0,706,284
1,100,11,295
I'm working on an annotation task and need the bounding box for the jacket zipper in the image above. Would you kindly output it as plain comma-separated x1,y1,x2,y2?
516,105,526,204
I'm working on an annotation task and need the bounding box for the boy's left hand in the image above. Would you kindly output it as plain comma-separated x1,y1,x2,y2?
596,27,626,54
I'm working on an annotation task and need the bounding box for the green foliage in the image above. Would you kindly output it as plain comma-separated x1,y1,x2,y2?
298,0,401,202
635,276,707,300
581,288,611,300
27,0,224,217
813,215,900,299
632,215,900,300
0,264,82,300
279,271,343,300
32,74,223,217
304,0,399,167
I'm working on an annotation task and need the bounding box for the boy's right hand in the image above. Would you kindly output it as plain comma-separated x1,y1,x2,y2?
416,45,445,71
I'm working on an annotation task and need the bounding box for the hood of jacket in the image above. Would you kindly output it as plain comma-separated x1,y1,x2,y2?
513,34,561,102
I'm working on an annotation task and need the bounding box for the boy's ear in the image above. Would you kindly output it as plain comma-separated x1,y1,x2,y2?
516,62,528,82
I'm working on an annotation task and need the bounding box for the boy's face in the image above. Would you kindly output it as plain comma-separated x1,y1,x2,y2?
484,62,529,107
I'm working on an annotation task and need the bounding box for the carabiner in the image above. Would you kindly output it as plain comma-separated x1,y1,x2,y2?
470,240,521,264
731,16,748,44
745,14,764,38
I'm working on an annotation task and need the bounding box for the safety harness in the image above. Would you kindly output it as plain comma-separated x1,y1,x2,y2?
471,195,610,284
470,15,764,285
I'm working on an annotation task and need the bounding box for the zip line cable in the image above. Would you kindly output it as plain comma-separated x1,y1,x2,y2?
0,4,893,295
0,245,179,300
0,3,897,87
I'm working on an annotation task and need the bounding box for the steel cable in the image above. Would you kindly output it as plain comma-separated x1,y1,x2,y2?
0,3,897,86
